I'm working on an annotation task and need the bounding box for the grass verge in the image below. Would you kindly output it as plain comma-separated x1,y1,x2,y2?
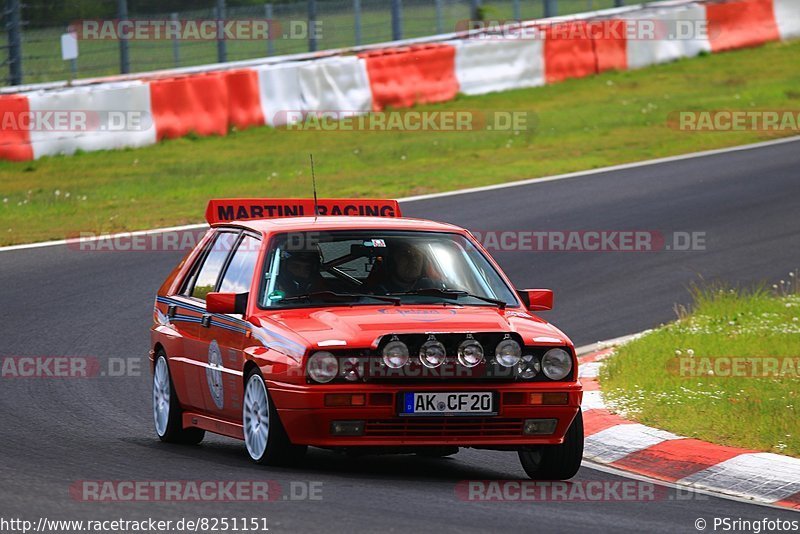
600,273,800,458
1,39,799,245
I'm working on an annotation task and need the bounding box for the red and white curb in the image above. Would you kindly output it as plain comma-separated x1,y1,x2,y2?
577,339,800,510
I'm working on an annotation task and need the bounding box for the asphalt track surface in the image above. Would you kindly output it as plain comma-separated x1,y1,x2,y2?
2,139,799,533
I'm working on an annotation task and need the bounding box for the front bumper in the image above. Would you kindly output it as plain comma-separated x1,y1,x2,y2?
268,381,582,448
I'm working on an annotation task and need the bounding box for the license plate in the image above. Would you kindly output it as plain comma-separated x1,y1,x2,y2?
400,392,494,416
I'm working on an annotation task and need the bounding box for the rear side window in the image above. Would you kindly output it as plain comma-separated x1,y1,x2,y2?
218,235,261,294
190,232,238,300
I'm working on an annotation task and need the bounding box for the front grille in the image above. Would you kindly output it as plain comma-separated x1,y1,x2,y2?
363,417,524,438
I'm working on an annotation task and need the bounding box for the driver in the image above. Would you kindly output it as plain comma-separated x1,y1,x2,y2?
276,249,327,296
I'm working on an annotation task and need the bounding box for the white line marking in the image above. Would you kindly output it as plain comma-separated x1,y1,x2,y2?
2,135,799,254
399,135,800,203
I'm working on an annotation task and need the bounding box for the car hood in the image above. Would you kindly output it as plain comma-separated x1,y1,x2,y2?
255,305,572,350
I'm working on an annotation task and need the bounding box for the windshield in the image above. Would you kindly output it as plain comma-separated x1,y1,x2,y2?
258,230,519,308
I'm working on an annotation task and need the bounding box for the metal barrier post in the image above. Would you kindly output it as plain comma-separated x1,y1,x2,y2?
118,0,130,74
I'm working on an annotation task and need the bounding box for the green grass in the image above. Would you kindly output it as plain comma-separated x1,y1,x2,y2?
1,39,799,245
600,274,800,457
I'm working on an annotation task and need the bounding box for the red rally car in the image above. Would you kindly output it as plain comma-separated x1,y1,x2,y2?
150,198,584,479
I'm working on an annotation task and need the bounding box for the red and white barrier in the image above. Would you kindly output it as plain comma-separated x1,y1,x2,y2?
360,44,459,111
0,94,34,161
253,62,305,127
0,0,796,161
297,56,373,115
543,19,628,83
28,80,157,158
452,35,545,95
774,0,800,40
705,0,780,52
623,3,711,69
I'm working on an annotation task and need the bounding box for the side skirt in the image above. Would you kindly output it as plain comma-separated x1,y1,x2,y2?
183,412,244,440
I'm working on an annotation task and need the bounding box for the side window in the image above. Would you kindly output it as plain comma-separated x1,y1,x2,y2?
218,235,261,294
190,232,239,300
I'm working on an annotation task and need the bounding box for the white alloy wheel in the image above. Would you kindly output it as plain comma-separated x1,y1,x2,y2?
243,373,270,461
153,356,171,437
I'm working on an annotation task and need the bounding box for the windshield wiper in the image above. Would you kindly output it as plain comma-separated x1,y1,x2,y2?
388,288,506,309
279,291,401,306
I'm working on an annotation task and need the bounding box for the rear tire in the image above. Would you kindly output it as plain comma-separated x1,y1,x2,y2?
152,351,205,445
518,409,583,480
243,369,307,466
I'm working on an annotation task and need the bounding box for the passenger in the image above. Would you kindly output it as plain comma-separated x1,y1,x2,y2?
372,241,440,293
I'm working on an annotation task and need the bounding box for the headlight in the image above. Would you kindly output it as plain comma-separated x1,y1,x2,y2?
382,338,409,369
457,337,484,367
307,351,338,383
419,336,446,368
340,356,362,382
495,337,522,368
542,348,573,380
516,354,541,379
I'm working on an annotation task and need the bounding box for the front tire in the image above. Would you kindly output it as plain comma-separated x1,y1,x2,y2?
243,369,307,466
518,409,583,480
152,352,205,445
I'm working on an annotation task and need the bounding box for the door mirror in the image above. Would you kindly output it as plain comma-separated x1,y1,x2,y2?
206,292,248,315
517,289,553,311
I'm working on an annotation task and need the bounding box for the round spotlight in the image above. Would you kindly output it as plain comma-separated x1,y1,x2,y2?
457,337,484,367
340,356,363,382
419,336,446,368
382,338,410,369
307,351,338,383
542,348,573,380
495,337,522,368
516,354,541,379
